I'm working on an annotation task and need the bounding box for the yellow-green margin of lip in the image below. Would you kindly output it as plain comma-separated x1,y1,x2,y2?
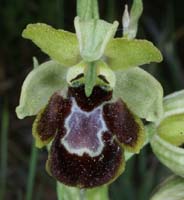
45,152,52,176
32,107,54,148
151,134,184,177
117,112,145,154
45,147,125,189
104,151,125,188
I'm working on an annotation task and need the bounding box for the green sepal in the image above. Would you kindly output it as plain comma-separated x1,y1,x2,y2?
105,38,163,70
158,114,184,147
113,67,164,121
74,16,118,62
16,60,67,119
151,135,184,177
57,182,109,200
150,176,184,200
22,23,80,66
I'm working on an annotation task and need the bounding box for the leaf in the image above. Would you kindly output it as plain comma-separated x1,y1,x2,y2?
113,67,163,121
57,182,109,200
105,38,163,70
150,176,184,200
74,17,118,62
16,60,67,119
22,23,80,66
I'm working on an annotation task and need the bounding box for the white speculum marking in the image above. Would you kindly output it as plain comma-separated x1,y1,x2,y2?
61,98,108,157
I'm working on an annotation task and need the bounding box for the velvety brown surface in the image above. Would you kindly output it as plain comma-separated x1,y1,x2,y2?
36,92,71,141
67,85,112,112
37,87,137,188
103,99,139,148
49,131,123,188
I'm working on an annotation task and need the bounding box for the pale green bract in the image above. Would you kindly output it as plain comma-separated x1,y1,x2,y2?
125,123,157,161
114,67,163,121
151,135,184,177
22,23,81,67
150,89,184,178
123,0,143,39
163,90,184,118
105,38,163,70
57,182,108,200
16,60,67,119
150,176,184,200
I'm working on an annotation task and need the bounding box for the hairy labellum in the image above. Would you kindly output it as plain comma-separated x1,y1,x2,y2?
33,85,144,188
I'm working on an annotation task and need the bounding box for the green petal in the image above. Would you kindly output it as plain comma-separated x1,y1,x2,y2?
113,67,163,121
74,17,118,62
151,176,184,200
22,23,80,66
104,38,163,70
16,60,67,119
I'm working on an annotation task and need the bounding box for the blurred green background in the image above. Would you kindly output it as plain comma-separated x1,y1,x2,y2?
0,0,183,199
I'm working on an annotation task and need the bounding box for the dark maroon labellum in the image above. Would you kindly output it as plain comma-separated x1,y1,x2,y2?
33,85,144,188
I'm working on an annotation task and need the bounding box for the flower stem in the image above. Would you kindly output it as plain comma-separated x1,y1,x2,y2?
0,102,9,200
80,189,86,200
77,0,99,20
25,141,38,200
56,0,64,27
